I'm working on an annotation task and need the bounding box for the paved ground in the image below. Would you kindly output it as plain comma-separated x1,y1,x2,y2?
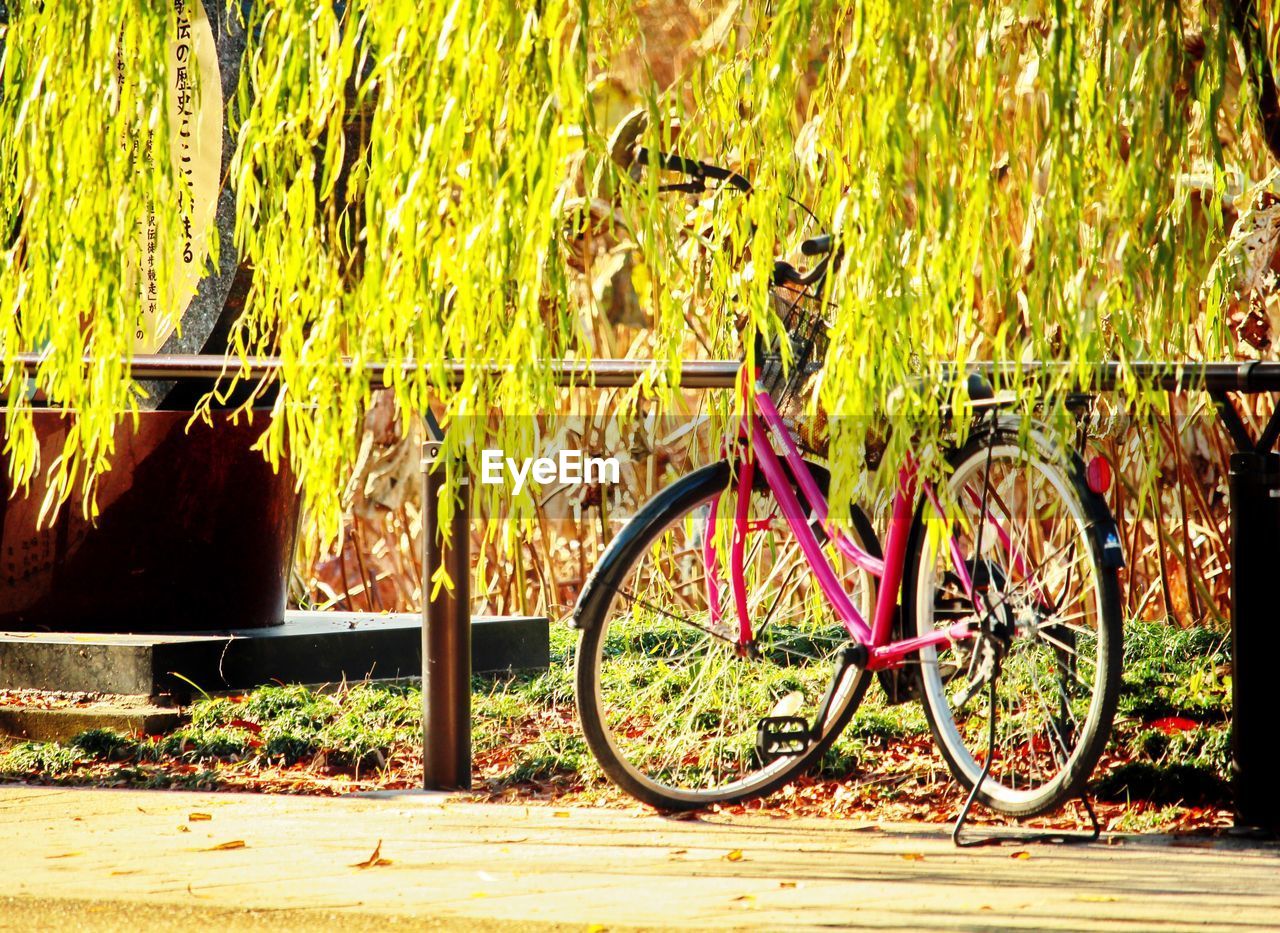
0,785,1276,931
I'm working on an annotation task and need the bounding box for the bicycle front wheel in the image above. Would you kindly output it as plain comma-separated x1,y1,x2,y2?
574,459,877,811
906,423,1122,817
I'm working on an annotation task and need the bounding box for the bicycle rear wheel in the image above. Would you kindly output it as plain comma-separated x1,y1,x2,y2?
574,459,877,811
906,423,1122,817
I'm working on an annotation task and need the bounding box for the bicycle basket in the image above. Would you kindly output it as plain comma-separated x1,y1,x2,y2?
759,285,830,456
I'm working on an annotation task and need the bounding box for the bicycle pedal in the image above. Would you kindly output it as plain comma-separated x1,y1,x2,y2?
755,716,812,762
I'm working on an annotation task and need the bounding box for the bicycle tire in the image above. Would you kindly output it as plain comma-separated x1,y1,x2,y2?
905,419,1123,817
574,458,876,811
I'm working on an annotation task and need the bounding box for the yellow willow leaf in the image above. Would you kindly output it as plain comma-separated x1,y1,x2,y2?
0,0,1255,552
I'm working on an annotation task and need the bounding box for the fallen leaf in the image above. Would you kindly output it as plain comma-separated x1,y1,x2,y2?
779,882,797,889
1075,894,1119,903
1009,850,1031,860
553,810,571,818
177,825,190,833
732,894,756,903
188,813,212,822
45,852,81,860
899,852,925,861
724,849,744,862
228,719,263,735
207,840,246,851
1150,716,1199,735
350,840,392,869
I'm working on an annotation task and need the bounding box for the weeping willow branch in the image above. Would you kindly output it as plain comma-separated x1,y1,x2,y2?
0,1,1270,552
0,2,178,519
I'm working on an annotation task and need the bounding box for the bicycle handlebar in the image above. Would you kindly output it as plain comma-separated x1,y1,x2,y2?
800,234,833,256
634,148,753,194
628,146,837,291
772,258,832,289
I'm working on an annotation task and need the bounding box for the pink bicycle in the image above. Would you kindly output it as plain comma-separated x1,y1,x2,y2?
571,150,1124,820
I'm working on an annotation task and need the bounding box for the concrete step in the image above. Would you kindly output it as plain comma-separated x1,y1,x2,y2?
0,610,549,701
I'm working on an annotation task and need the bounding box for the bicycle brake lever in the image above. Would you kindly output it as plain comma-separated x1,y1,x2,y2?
771,260,807,287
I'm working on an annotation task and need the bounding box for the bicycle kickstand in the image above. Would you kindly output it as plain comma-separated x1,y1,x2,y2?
951,677,1103,848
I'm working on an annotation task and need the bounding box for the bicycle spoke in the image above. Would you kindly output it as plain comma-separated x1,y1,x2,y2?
583,470,875,805
914,437,1118,816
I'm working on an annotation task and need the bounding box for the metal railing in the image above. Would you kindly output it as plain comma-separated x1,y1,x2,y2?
10,353,1279,832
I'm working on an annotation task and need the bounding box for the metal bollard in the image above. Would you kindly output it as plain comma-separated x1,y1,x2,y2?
421,439,472,791
1227,450,1280,832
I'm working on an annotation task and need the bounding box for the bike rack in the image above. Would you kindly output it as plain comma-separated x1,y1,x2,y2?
413,360,736,790
972,360,1280,834
11,353,1278,831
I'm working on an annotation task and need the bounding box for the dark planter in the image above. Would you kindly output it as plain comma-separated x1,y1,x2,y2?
0,410,300,633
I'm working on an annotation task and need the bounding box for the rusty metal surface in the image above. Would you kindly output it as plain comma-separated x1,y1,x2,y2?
0,411,299,632
421,447,472,791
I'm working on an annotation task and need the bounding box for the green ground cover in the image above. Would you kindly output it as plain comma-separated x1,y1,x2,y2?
0,620,1232,830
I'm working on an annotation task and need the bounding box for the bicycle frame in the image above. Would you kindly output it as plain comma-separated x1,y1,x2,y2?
708,369,982,672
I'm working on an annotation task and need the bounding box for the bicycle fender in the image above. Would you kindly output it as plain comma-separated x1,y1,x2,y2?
569,457,881,631
570,461,733,632
1071,446,1125,569
970,415,1125,571
1088,515,1125,569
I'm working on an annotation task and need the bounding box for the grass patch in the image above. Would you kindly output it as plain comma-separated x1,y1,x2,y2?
1120,621,1230,721
0,624,586,793
0,619,1238,823
848,701,929,741
1,741,81,775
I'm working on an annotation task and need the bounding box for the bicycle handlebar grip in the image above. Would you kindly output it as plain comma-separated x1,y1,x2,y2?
633,148,753,194
800,234,834,256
